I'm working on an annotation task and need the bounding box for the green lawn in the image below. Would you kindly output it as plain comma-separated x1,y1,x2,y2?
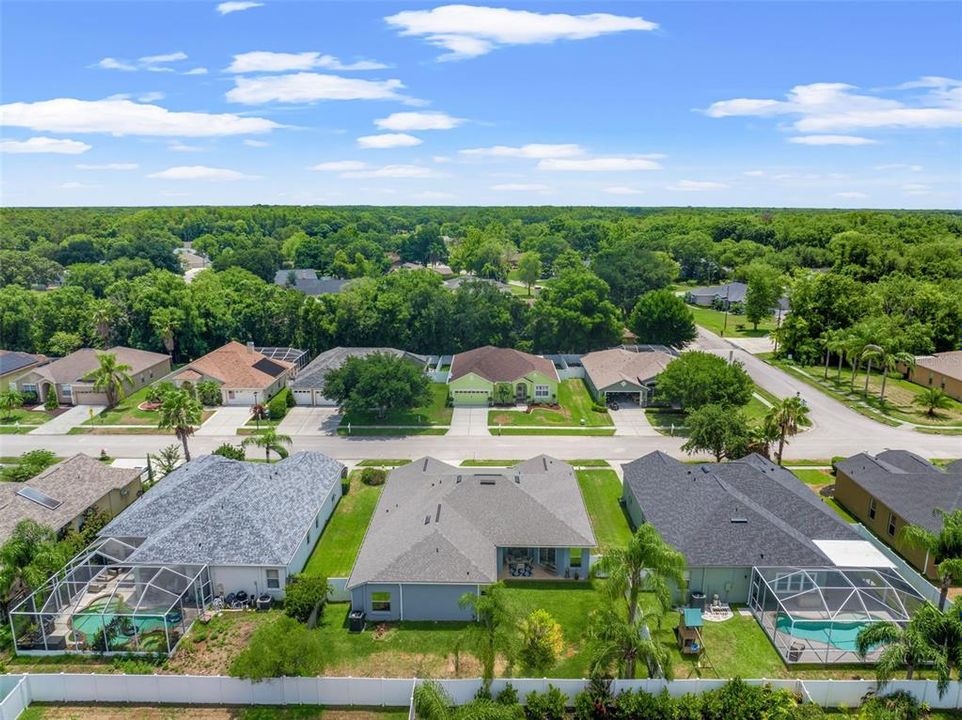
460,459,522,466
303,476,381,579
825,497,858,523
576,469,633,548
0,426,35,434
488,379,612,428
793,468,833,486
0,408,53,426
689,305,774,338
340,383,452,427
337,427,448,436
494,428,616,436
647,384,785,436
356,459,412,467
82,386,160,426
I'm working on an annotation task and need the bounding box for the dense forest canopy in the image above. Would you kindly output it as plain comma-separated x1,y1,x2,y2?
1,206,960,361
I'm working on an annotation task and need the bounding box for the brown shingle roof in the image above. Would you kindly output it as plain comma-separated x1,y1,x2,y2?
173,341,293,390
29,347,170,384
914,351,962,383
0,454,142,542
582,348,675,391
450,346,558,383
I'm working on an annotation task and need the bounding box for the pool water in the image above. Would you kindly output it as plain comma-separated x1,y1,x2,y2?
774,616,869,652
72,595,174,641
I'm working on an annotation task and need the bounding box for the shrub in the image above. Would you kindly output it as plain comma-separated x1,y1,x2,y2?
229,616,325,681
1,449,58,482
496,683,519,706
44,392,59,410
518,609,564,674
285,389,296,408
591,403,607,413
284,574,331,625
525,686,567,720
197,380,221,406
212,443,245,460
361,467,386,486
268,389,291,421
831,456,846,475
856,691,924,720
574,678,614,720
21,390,38,405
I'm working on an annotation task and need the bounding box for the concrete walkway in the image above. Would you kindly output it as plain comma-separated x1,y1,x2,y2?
29,404,103,435
449,407,490,436
195,407,252,436
277,407,341,436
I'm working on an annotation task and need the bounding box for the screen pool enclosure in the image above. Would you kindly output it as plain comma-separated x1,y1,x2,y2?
749,566,925,664
9,537,212,656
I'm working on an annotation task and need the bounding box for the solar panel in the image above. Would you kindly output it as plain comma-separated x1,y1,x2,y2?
17,486,63,510
252,357,285,377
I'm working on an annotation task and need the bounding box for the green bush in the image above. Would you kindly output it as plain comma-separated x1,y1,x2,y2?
285,574,331,625
525,686,567,720
1,449,58,482
831,455,846,475
212,443,245,460
591,403,607,413
44,393,59,410
268,389,291,421
285,389,296,408
360,467,387,486
229,616,325,681
496,683,519,706
197,380,221,406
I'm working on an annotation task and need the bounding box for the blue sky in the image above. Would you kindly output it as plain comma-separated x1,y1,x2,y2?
1,1,959,207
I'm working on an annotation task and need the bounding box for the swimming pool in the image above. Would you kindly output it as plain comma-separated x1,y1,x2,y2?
71,595,176,643
774,615,869,652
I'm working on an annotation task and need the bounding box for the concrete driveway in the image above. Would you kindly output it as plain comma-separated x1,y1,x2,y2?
29,404,103,435
195,407,252,436
609,402,659,436
449,407,490,436
277,407,341,436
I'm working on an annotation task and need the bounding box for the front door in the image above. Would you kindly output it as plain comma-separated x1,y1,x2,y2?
539,548,556,571
515,383,527,402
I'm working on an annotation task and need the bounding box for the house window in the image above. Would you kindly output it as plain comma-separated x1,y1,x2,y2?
534,385,549,399
868,498,877,520
61,385,72,398
21,383,37,393
887,512,897,537
266,569,280,589
371,591,392,612
570,548,583,568
228,390,236,400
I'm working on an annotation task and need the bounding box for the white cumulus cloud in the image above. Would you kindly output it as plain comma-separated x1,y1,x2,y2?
538,157,662,171
386,5,657,60
341,164,438,178
95,51,188,72
184,67,209,75
357,133,422,149
0,136,91,154
311,160,369,171
789,134,878,146
75,162,139,170
460,143,584,159
375,111,463,131
0,98,280,137
148,165,259,181
226,73,410,104
217,1,263,15
226,51,387,73
666,180,728,191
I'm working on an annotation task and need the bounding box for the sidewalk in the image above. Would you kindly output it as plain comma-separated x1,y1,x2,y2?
29,405,103,435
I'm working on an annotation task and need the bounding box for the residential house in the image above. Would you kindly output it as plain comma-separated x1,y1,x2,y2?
274,269,350,296
168,341,294,406
443,275,512,293
835,451,962,578
904,351,962,402
0,454,143,543
0,350,48,392
292,347,427,406
622,451,893,604
348,456,595,621
686,281,789,313
448,346,559,406
99,452,346,599
581,347,676,406
12,347,171,406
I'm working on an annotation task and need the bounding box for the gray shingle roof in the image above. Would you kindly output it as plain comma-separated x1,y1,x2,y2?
100,452,345,567
622,451,860,567
836,450,962,533
28,346,169,384
581,348,675,391
273,269,350,296
348,455,595,588
0,350,46,377
450,346,558,383
293,347,426,391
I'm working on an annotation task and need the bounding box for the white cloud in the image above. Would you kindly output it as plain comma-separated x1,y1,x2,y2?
491,183,550,191
902,183,931,196
137,91,166,103
874,163,923,172
148,165,259,181
375,111,463,131
461,143,584,159
60,182,99,189
341,164,438,178
538,156,662,171
788,134,878,146
95,52,188,72
432,155,452,163
168,141,205,152
243,139,269,147
217,1,263,15
311,160,369,171
226,51,387,73
95,57,137,71
602,186,644,195
226,73,410,104
357,133,422,149
0,98,280,137
385,5,657,60
184,67,209,76
835,191,868,199
0,136,91,154
76,162,139,170
140,51,188,65
666,180,728,191
742,170,766,177
704,78,961,133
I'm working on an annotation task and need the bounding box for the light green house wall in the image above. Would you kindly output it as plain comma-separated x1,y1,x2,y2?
449,371,559,406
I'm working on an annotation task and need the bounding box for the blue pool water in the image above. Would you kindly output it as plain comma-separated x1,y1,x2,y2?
774,616,869,652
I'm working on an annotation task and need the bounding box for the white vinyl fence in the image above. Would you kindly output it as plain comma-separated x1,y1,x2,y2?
4,674,962,718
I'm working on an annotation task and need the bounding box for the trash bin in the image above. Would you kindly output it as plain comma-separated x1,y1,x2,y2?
348,610,366,633
689,591,706,610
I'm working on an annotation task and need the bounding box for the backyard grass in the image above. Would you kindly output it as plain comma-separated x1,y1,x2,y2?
488,379,612,428
303,477,382,579
689,305,774,338
340,383,452,427
790,468,857,523
356,459,411,467
576,469,632,548
825,498,858,523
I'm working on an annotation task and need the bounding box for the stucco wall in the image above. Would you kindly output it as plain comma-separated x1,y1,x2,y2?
906,365,962,402
449,371,558,405
687,566,753,605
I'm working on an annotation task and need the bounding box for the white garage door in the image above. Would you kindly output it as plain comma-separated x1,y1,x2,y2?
452,390,489,406
293,389,315,406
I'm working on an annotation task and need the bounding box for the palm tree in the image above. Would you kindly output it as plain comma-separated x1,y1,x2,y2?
822,330,848,382
843,334,862,392
593,524,686,678
763,395,812,466
862,346,916,403
82,352,133,408
585,606,674,680
150,307,183,359
157,389,203,462
856,606,951,695
457,582,516,694
860,343,882,396
90,301,115,349
241,425,292,463
914,388,954,418
899,509,962,611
